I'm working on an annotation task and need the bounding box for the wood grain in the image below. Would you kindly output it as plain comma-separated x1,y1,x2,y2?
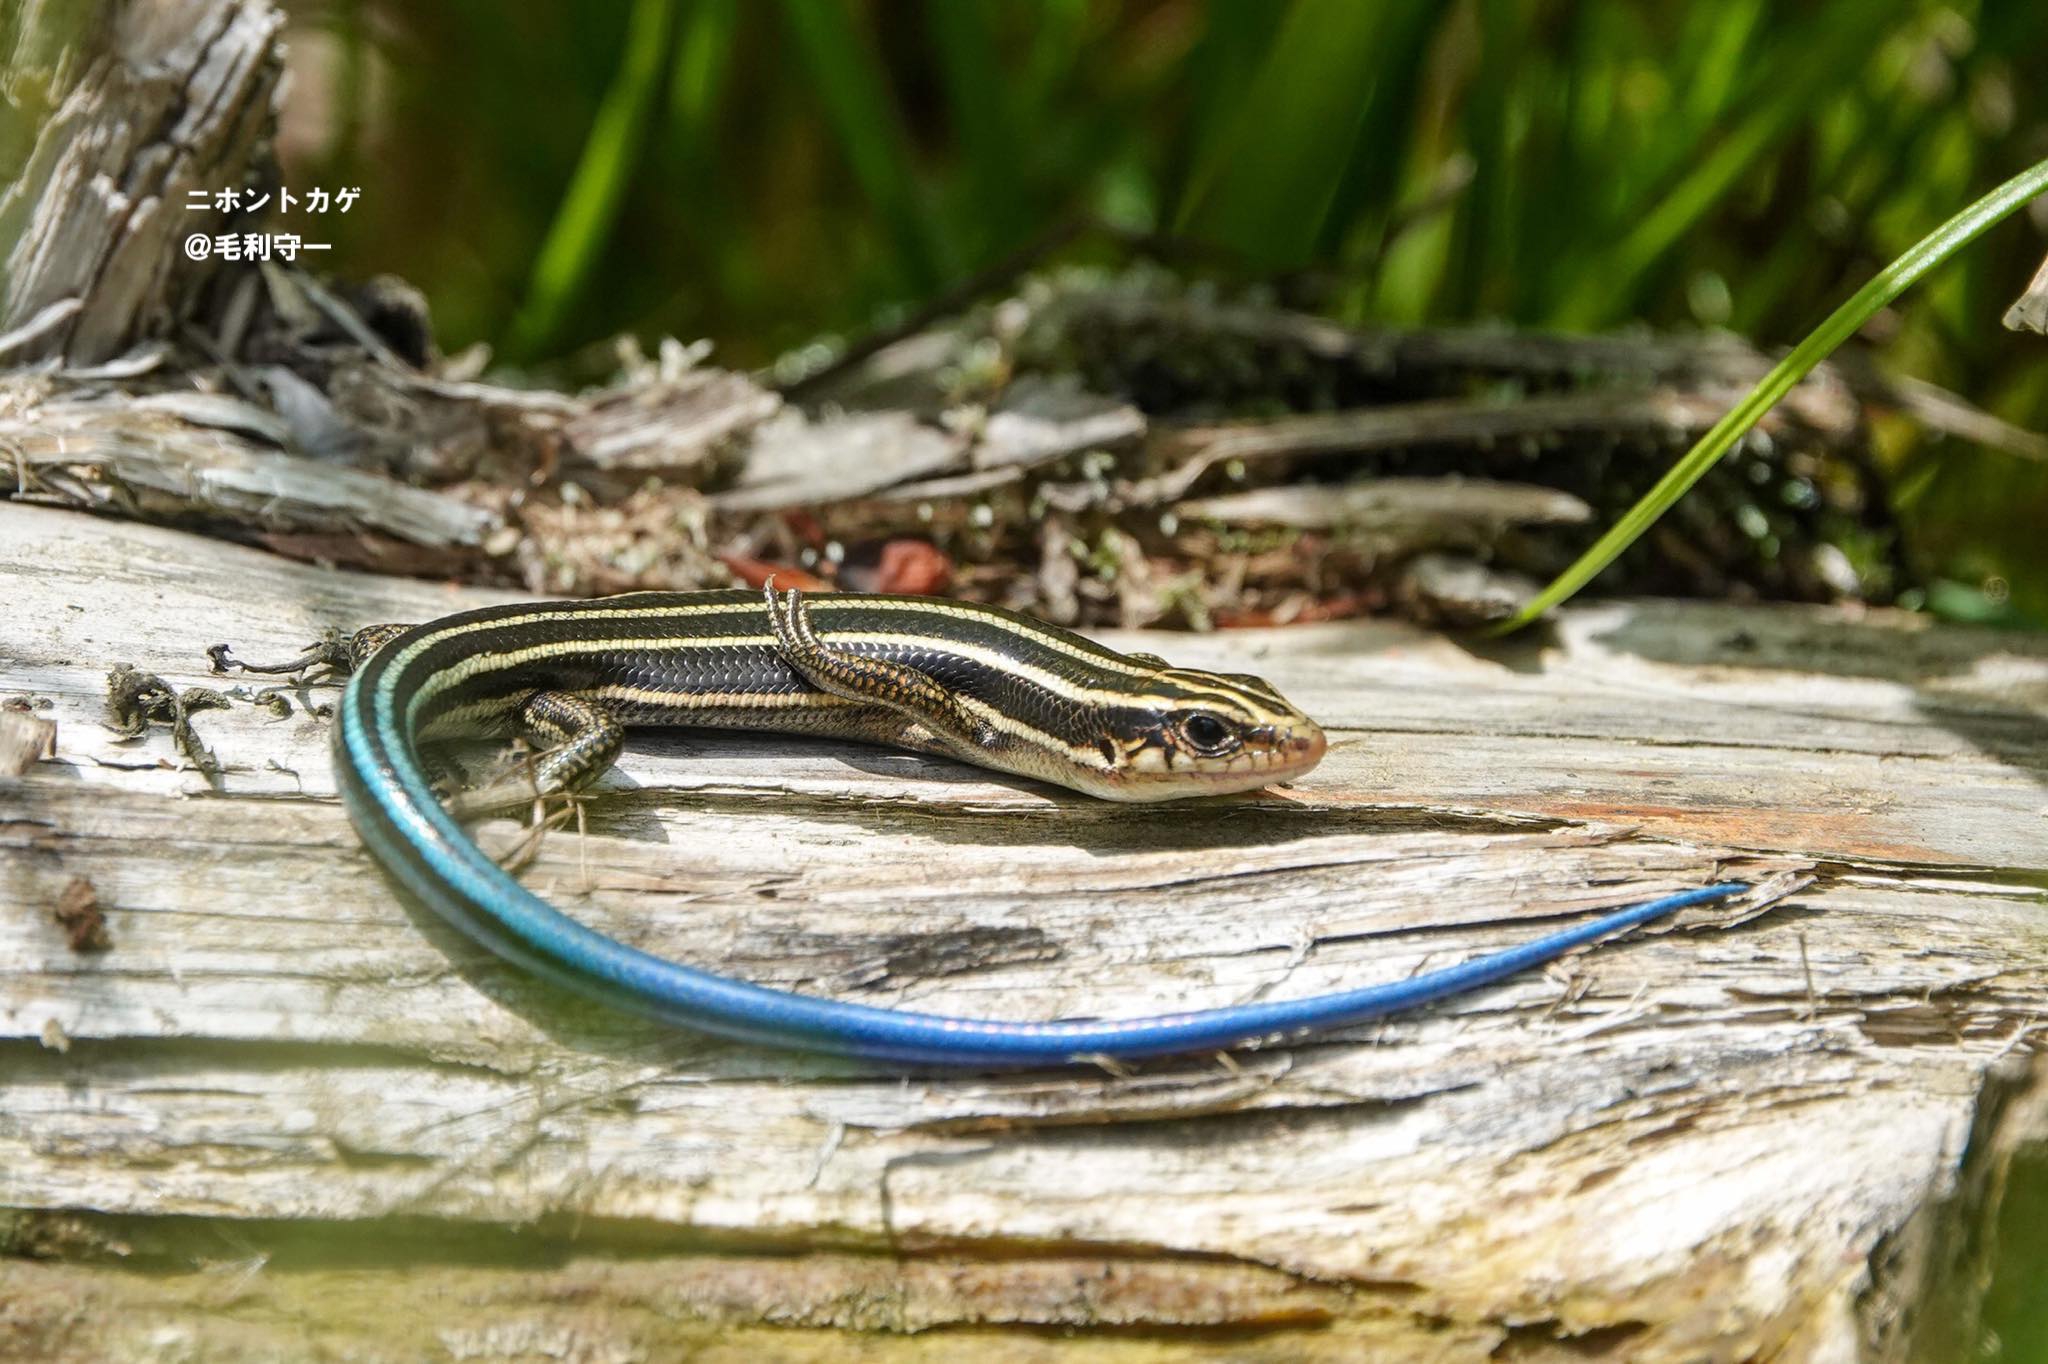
4,500,2045,1361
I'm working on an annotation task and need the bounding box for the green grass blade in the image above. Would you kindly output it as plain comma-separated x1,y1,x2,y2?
1444,0,1523,317
925,0,1025,251
1161,0,1284,213
668,0,738,138
507,0,676,359
1553,0,1906,328
777,0,949,292
331,0,368,171
1674,1,1767,137
1310,1,1445,263
1499,155,2048,633
1173,0,1410,268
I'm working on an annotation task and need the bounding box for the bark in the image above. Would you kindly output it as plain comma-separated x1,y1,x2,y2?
5,499,2048,1361
0,0,285,365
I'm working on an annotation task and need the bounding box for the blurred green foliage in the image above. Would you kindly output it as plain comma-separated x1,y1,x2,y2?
283,0,2048,619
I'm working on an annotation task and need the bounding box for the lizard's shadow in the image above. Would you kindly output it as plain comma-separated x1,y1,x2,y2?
546,729,1558,856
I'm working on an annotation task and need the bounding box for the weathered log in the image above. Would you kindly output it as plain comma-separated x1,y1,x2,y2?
6,2,2047,1355
0,0,285,365
3,499,2045,1360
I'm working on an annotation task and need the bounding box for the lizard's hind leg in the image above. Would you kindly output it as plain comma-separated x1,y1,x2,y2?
447,691,626,820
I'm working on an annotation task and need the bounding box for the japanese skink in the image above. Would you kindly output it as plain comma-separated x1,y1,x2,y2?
227,585,1741,1067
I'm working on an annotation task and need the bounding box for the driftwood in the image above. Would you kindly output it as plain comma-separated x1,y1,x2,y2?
4,498,2048,1360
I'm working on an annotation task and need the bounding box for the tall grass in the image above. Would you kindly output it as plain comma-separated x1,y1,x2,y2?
287,0,2048,620
1503,153,2048,630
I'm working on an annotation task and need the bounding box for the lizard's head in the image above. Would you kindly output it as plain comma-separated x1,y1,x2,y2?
1077,664,1326,801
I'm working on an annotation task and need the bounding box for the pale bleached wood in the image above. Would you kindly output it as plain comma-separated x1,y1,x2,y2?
0,0,284,364
3,499,2046,1361
3,386,502,546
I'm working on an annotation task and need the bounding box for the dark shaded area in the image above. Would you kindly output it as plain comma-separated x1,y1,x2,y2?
1980,1143,2048,1362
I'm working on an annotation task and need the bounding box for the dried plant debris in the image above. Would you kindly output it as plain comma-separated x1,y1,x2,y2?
3,386,500,550
6,256,1999,630
103,665,229,782
0,697,58,775
2006,254,2048,335
777,269,1910,621
514,482,725,596
1392,553,1546,629
245,688,294,719
52,877,112,954
564,345,782,476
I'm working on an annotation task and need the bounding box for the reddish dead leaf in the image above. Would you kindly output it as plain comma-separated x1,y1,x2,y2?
872,540,954,595
780,509,827,549
718,554,832,592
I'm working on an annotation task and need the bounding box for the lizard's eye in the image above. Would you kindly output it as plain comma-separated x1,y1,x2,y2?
1177,711,1238,756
